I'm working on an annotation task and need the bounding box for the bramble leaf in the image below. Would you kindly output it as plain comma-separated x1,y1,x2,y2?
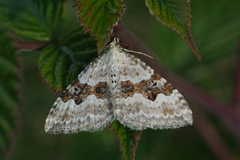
145,0,201,61
0,0,64,41
77,0,126,54
111,120,141,160
38,27,97,92
0,28,20,159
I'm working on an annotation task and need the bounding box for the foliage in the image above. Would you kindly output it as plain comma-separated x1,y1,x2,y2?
0,28,20,160
111,121,141,160
145,0,200,60
77,0,126,54
38,28,97,91
0,0,64,41
0,0,240,160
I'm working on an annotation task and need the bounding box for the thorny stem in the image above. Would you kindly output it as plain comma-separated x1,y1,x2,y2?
113,21,240,158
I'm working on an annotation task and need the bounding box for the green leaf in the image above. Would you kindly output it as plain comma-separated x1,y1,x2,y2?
111,120,141,160
77,0,126,54
38,27,97,92
145,0,200,61
0,28,20,159
0,0,64,41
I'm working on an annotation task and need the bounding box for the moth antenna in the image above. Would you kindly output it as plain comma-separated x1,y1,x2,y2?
122,48,153,59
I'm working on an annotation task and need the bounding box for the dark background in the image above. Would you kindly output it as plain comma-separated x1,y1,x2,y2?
9,0,240,159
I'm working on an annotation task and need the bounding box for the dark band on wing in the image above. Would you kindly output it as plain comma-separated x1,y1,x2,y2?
60,77,108,105
121,73,175,101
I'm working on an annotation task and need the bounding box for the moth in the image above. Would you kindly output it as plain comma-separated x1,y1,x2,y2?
45,38,193,134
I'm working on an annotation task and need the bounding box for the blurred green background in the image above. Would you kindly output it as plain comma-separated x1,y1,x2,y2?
7,0,240,159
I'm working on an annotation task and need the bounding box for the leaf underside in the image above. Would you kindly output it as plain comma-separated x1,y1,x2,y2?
38,27,97,92
0,28,20,159
111,121,141,160
0,0,64,41
77,0,126,54
145,0,201,61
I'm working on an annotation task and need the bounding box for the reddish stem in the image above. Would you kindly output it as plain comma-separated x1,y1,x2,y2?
13,40,47,51
113,21,240,142
233,40,240,114
193,106,235,160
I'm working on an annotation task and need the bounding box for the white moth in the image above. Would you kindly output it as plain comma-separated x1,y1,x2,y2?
45,38,193,134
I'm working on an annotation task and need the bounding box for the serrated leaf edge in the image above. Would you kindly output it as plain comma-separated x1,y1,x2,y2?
108,125,142,160
146,0,201,61
77,0,126,54
38,64,60,94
